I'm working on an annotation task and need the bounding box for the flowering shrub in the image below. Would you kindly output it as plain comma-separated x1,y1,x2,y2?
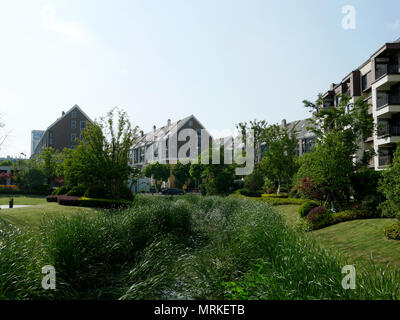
0,172,13,185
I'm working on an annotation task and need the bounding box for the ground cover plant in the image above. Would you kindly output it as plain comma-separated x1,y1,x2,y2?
1,195,400,300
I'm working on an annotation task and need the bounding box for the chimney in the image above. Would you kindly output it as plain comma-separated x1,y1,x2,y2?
140,130,144,137
167,119,171,128
281,119,287,128
330,83,336,90
62,111,65,116
153,125,156,131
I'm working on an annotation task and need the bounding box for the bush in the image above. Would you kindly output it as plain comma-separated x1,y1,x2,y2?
384,223,400,240
199,184,207,196
46,195,58,202
307,206,330,229
84,185,109,199
243,169,264,192
237,188,263,198
67,185,86,197
52,186,70,196
233,180,244,191
79,197,132,209
27,184,51,196
262,193,288,199
298,201,319,218
57,196,81,206
119,186,134,201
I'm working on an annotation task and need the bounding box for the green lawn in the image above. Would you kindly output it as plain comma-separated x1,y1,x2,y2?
0,195,47,206
275,204,400,269
0,196,99,228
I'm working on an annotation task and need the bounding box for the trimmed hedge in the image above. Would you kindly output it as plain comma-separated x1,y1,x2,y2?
307,207,329,229
46,195,58,202
384,223,400,240
230,193,315,206
56,196,132,208
261,193,289,199
298,201,319,218
236,188,263,198
79,197,132,209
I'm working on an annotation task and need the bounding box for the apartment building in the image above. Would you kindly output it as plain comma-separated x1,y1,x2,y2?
32,105,92,156
131,115,212,187
320,38,400,170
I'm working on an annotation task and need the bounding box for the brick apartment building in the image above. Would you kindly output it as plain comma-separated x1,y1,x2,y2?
320,38,400,170
32,105,92,156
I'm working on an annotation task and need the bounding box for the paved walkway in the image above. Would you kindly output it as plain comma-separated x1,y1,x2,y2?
0,205,32,210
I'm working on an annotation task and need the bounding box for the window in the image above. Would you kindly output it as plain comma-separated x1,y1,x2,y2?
49,132,53,145
362,75,367,91
80,121,86,129
71,134,77,142
72,111,77,118
71,120,76,129
188,120,193,127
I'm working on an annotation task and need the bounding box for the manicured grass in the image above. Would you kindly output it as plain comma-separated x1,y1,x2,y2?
0,202,99,228
275,204,400,269
0,195,47,206
275,205,301,226
314,218,400,268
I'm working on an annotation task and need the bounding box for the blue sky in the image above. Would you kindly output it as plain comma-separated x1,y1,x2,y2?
1,0,400,157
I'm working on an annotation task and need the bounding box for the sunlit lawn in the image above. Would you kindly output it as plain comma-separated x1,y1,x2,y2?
0,195,99,228
275,204,400,269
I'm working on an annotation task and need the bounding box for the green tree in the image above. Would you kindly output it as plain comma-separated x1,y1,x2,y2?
63,108,139,199
243,167,265,192
194,147,235,195
39,147,61,185
378,144,400,218
172,161,191,189
189,162,203,192
296,133,354,208
236,119,268,164
143,162,170,191
259,124,298,194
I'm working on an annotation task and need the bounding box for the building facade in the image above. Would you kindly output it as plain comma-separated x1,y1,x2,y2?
320,38,400,170
131,115,212,187
32,105,92,156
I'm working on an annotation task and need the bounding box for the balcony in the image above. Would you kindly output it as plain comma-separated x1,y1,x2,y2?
376,64,400,80
377,92,400,109
379,154,393,167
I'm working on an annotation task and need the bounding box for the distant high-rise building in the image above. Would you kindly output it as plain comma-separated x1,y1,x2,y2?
31,130,45,156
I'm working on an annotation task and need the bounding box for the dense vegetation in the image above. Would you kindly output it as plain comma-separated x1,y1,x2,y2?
1,195,400,300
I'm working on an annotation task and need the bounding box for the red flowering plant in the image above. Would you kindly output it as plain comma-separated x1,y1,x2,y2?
0,172,13,185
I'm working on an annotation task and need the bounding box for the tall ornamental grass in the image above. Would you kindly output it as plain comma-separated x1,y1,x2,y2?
1,195,400,300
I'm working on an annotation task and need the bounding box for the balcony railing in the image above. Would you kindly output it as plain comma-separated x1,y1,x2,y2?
377,121,400,137
376,64,400,79
379,154,393,167
377,93,400,109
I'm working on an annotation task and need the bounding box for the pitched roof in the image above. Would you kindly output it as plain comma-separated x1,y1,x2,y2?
133,115,209,148
46,104,92,131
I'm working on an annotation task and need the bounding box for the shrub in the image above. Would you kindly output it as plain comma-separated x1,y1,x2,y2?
46,195,58,202
84,185,109,199
262,193,288,199
243,169,264,192
237,188,263,198
307,206,330,229
384,223,400,240
119,186,134,201
52,185,70,196
67,185,86,197
233,180,244,191
298,201,319,218
28,184,51,195
79,197,132,209
57,196,81,206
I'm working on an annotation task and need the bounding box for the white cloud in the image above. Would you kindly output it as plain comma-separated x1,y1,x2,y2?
40,5,88,43
389,20,400,31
